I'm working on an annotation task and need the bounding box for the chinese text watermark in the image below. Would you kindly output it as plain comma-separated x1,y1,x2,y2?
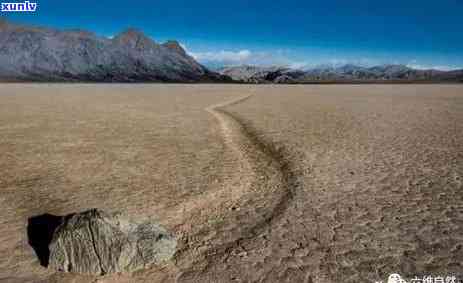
375,273,459,283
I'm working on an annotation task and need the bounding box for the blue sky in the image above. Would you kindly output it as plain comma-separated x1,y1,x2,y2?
3,0,463,70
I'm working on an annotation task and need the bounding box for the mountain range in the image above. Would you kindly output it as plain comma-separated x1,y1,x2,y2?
0,19,229,82
0,19,462,83
218,64,463,83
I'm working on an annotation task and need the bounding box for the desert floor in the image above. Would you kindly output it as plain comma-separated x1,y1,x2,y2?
0,84,462,283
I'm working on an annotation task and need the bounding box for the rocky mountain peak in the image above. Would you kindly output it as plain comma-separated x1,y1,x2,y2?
66,29,96,38
116,28,147,39
162,40,186,55
113,28,155,49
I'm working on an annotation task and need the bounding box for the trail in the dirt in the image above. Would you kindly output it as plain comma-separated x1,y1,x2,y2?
206,93,297,237
177,94,303,281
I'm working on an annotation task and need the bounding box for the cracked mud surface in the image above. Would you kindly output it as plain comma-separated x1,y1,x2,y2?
0,84,462,283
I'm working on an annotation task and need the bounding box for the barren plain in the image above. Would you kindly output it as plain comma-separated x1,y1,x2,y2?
0,84,462,283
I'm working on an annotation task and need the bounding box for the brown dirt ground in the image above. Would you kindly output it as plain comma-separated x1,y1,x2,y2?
0,84,462,283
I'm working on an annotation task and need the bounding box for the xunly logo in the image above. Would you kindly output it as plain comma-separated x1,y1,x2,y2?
1,1,37,12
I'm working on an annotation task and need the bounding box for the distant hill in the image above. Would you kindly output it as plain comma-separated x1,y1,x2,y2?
0,20,230,82
217,65,305,83
219,64,463,83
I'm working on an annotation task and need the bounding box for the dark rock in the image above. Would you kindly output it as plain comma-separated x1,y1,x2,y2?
47,209,176,275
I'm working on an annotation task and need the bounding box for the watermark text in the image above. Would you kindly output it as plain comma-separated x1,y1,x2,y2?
1,1,37,12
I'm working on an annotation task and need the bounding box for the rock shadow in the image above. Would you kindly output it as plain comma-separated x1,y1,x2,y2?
27,214,63,267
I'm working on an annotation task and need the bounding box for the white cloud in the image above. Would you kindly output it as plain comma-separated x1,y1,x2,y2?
328,58,349,66
288,61,310,69
327,58,381,68
188,50,252,64
179,43,188,51
406,64,458,71
181,44,307,68
406,59,460,71
180,43,251,64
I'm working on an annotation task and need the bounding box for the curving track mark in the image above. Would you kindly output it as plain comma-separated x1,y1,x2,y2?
205,95,256,183
206,94,297,234
177,93,303,280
